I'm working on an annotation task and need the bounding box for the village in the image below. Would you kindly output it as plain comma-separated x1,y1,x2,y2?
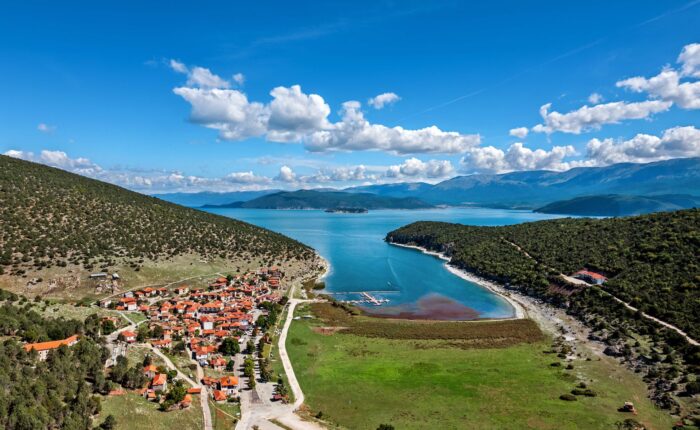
22,266,294,427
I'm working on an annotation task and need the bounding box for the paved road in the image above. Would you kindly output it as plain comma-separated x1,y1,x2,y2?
503,239,699,346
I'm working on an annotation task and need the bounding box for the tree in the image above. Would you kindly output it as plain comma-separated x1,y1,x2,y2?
226,359,236,371
246,340,255,354
219,337,240,356
377,425,395,430
100,415,117,430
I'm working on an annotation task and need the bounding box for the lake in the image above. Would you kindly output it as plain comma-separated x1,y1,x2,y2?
204,207,561,320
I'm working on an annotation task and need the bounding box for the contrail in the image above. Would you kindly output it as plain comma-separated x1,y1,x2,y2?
403,0,700,120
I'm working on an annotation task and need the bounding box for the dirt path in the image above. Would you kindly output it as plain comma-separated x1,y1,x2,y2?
150,346,213,430
502,238,699,346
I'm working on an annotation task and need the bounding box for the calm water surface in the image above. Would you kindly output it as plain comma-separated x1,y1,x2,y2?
204,207,561,320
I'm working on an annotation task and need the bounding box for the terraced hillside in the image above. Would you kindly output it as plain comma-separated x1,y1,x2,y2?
0,155,315,295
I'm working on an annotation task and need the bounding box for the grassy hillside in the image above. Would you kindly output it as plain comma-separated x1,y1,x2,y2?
207,189,433,209
536,194,700,216
0,155,315,295
387,210,700,415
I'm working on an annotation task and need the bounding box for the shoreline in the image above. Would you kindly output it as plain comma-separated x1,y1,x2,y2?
388,242,526,319
387,240,609,357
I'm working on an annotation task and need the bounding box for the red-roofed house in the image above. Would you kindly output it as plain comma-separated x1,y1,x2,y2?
151,373,168,392
23,335,79,361
212,389,227,403
120,330,137,343
573,270,607,285
219,376,239,395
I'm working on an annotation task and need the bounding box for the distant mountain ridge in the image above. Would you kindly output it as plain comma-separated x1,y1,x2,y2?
536,194,700,216
346,157,700,208
204,190,434,210
153,190,280,207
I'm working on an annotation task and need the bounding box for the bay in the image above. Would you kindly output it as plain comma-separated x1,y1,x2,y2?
204,207,561,320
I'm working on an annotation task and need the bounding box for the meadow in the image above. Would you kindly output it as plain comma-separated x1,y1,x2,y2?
96,392,204,430
287,303,674,430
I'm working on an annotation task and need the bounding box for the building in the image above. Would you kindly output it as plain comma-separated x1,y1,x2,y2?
219,376,239,396
573,270,607,285
151,373,168,392
120,330,137,343
23,335,79,361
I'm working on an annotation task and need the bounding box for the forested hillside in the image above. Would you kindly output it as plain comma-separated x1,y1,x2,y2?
387,210,700,412
0,291,110,429
536,194,700,216
0,155,314,280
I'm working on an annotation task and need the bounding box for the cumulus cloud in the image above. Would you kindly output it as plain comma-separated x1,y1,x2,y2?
275,165,296,182
305,101,480,155
459,143,579,173
616,68,700,110
37,123,56,133
531,100,671,135
588,92,603,104
586,126,700,165
386,158,454,179
678,43,700,78
224,171,271,184
615,43,700,110
169,59,230,89
233,73,245,86
368,92,400,109
509,127,528,139
172,66,479,155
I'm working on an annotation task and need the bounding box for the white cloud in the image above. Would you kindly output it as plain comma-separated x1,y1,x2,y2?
509,127,528,139
586,126,700,165
679,43,700,78
187,66,230,89
37,123,56,133
172,68,479,155
305,101,480,155
266,85,331,142
459,143,579,173
588,92,603,104
169,59,230,89
169,59,188,74
531,100,671,134
386,158,454,179
368,92,400,109
616,68,700,110
233,73,245,86
275,165,296,182
224,171,271,184
614,43,700,110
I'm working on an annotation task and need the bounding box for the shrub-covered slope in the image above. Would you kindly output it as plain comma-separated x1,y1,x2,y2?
0,155,314,277
387,209,700,340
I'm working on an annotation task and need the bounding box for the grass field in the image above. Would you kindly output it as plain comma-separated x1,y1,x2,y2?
287,304,674,430
96,392,204,430
210,400,240,430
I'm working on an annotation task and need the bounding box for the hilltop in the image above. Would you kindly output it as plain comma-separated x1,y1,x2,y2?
204,189,434,210
0,155,316,297
536,194,700,216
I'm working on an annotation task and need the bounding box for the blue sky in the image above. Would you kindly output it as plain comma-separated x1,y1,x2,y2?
1,1,699,192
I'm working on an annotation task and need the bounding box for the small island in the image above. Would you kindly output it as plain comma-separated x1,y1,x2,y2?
325,207,368,213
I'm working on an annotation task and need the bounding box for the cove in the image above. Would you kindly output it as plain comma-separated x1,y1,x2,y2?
203,207,561,320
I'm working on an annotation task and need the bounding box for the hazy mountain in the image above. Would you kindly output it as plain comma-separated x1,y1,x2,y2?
152,190,280,207
536,194,700,216
343,158,700,208
205,190,433,210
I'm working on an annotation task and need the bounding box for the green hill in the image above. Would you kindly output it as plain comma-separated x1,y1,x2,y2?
205,189,434,210
387,210,700,410
0,155,315,296
536,194,700,216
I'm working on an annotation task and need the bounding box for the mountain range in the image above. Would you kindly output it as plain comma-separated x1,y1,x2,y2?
155,158,700,212
535,194,700,216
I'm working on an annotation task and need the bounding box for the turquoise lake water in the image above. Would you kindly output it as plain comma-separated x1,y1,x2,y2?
204,207,561,320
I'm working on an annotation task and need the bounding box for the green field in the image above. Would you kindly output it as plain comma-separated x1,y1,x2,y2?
96,392,204,430
287,304,674,430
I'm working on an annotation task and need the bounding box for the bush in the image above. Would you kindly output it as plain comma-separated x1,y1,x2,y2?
559,394,577,401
